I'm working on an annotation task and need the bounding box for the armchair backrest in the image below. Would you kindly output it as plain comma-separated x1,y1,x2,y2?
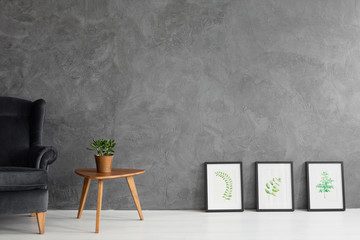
0,97,46,167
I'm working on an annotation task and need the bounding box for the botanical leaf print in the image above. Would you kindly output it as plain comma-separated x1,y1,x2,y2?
265,177,281,197
215,171,233,200
316,171,334,199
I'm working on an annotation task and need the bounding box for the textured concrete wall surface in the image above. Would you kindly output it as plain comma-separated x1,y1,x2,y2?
1,0,360,209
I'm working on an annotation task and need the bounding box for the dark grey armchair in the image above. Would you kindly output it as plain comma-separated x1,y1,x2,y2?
0,97,57,234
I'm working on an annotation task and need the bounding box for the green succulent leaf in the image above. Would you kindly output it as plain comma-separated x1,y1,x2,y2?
87,139,116,156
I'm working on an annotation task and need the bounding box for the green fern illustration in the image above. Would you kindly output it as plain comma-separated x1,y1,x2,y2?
215,171,233,200
265,177,281,197
316,171,334,199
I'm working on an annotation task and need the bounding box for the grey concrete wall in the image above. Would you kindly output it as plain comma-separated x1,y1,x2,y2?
1,0,360,209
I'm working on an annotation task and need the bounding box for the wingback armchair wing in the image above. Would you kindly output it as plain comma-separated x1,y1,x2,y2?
0,97,58,234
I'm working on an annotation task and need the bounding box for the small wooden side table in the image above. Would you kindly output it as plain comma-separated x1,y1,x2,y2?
74,168,145,233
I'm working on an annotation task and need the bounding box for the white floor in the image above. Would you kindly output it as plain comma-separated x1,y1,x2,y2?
0,210,359,240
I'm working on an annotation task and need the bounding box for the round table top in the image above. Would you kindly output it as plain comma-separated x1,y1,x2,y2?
75,168,145,180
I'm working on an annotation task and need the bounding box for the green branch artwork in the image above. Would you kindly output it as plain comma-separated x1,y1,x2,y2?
265,177,281,197
316,171,334,199
215,171,233,200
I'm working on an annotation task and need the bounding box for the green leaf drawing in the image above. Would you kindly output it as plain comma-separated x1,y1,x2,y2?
316,171,334,199
265,177,281,197
215,171,233,200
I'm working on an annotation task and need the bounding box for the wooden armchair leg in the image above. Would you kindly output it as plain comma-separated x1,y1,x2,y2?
36,212,46,234
30,213,36,217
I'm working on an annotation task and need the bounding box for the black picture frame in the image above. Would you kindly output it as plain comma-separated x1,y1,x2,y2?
306,161,346,211
205,162,244,212
255,161,295,212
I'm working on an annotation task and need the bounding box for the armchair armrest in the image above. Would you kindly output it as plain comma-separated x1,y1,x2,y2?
28,146,58,170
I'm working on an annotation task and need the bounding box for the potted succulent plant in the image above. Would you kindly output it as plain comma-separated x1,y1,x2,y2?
87,139,116,173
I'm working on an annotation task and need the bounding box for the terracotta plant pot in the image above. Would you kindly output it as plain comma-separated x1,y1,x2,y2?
95,155,113,173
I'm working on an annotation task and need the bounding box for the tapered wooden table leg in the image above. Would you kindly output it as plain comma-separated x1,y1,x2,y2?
126,176,144,220
77,178,91,219
36,212,46,234
95,179,104,233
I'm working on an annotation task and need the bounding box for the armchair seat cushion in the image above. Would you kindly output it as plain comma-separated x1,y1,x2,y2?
0,167,48,191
